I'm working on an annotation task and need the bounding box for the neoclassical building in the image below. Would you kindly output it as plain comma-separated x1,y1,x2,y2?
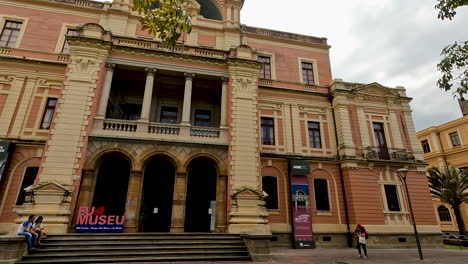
0,0,441,247
417,115,468,234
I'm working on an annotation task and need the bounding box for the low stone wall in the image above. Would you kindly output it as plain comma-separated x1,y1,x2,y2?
0,235,27,264
240,233,272,262
271,232,444,249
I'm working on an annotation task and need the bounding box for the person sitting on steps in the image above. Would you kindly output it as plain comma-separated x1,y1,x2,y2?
17,215,38,250
32,216,47,246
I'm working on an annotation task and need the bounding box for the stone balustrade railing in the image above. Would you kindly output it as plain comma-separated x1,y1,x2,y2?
190,127,221,138
103,119,138,132
0,47,12,56
148,124,180,135
112,36,227,60
92,118,228,145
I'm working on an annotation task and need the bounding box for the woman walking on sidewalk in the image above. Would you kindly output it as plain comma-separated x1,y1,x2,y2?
355,224,368,260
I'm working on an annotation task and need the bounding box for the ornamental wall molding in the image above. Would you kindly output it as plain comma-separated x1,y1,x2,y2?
298,105,327,114
37,78,63,90
0,74,14,85
258,101,282,110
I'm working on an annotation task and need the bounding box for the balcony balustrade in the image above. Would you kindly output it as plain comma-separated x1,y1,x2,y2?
92,118,228,145
364,146,413,161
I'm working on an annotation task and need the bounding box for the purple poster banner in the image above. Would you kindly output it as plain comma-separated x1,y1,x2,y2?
75,206,125,233
290,160,315,248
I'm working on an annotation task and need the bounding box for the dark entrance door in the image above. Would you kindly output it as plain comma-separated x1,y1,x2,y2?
184,158,217,232
140,157,175,232
92,154,130,216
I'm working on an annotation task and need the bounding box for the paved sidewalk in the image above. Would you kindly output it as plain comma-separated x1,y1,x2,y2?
119,248,468,264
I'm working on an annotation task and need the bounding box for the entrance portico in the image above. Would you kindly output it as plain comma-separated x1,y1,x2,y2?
76,140,228,233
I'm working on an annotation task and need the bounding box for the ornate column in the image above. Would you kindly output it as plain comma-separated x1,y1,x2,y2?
16,23,111,233
123,170,142,232
332,96,356,157
140,68,157,122
170,171,187,232
220,77,229,128
227,48,269,234
97,63,115,118
181,73,195,125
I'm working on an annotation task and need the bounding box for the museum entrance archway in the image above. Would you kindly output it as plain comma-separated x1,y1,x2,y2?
92,153,130,216
184,157,217,232
140,155,176,232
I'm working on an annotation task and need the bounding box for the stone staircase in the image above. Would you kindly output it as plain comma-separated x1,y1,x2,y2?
16,233,251,263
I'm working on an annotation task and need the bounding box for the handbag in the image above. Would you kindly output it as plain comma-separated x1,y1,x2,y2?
358,236,366,244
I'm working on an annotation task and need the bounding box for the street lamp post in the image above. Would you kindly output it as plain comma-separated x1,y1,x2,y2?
396,168,424,260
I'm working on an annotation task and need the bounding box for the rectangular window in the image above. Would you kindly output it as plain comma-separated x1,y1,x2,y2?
308,121,322,148
258,56,271,79
384,184,401,212
40,98,58,129
160,106,178,124
16,167,39,205
262,176,278,209
0,21,22,47
314,179,330,211
421,140,431,153
261,117,275,145
449,132,461,146
373,122,387,147
301,62,314,85
61,28,78,54
194,109,211,127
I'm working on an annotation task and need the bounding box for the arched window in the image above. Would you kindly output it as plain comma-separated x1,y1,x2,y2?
16,167,39,205
313,178,330,211
438,206,452,222
262,176,278,209
196,0,223,21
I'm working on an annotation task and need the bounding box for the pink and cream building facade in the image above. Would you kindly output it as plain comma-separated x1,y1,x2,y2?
0,0,441,247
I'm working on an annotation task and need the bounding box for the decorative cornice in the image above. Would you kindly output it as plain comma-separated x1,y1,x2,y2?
108,57,228,77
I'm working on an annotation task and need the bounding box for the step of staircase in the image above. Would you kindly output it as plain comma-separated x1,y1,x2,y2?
17,233,251,263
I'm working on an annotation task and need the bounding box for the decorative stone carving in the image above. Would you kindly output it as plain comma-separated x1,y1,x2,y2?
228,188,270,234
0,75,14,85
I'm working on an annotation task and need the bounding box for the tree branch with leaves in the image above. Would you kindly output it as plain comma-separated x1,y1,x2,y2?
133,0,192,47
435,0,468,97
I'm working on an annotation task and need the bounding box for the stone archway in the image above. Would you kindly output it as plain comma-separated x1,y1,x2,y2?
139,154,177,232
184,156,220,232
92,153,131,216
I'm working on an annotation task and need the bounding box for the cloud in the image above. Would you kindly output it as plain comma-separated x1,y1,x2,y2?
89,0,468,130
242,0,468,130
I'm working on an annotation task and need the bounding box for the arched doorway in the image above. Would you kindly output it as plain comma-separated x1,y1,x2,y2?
184,157,217,232
140,155,176,232
92,154,131,216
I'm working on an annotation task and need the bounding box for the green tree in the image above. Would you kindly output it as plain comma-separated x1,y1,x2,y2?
133,0,192,46
435,1,468,97
427,167,468,235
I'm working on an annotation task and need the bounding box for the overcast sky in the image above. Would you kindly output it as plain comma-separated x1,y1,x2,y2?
98,0,468,130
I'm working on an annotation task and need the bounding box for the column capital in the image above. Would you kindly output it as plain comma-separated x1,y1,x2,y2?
184,73,195,80
221,77,229,83
145,68,157,75
105,63,116,71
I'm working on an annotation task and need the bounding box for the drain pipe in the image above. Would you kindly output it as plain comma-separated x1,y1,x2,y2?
329,95,353,248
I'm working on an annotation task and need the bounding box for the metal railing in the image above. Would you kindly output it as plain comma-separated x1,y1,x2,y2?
365,146,413,161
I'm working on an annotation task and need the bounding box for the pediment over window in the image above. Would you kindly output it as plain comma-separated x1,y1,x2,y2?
24,181,71,193
352,82,401,98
